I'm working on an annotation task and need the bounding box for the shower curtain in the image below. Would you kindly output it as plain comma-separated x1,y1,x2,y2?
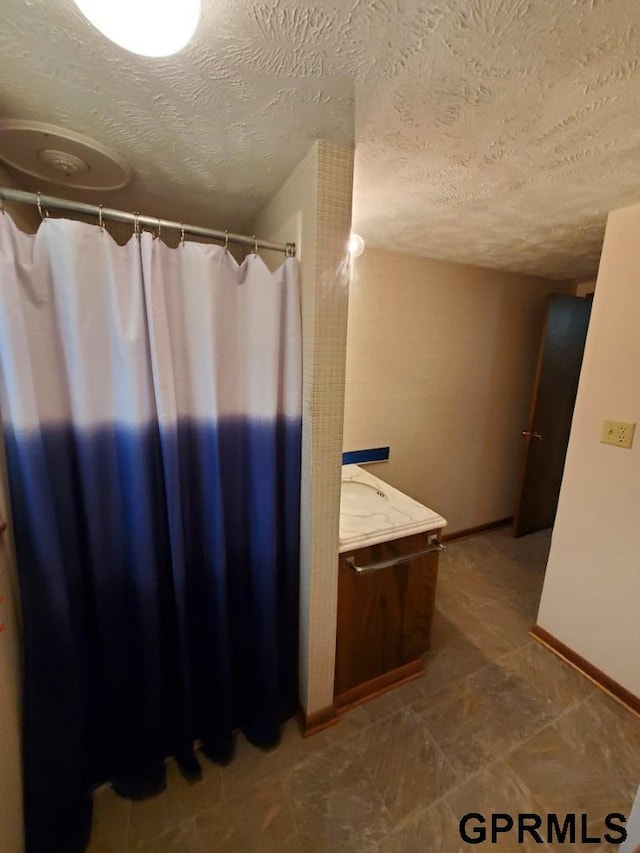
0,213,301,853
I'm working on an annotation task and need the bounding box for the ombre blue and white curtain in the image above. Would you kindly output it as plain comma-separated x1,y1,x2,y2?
0,213,301,853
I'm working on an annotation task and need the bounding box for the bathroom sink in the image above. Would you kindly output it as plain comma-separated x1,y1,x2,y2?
340,480,388,517
339,464,447,551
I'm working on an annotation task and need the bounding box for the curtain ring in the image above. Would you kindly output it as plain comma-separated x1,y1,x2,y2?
224,230,229,252
98,204,104,231
253,235,258,257
180,222,185,246
0,192,5,215
133,211,140,238
155,216,161,241
37,192,49,222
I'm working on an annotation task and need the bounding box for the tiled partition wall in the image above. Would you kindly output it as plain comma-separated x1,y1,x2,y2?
343,248,575,535
252,141,354,715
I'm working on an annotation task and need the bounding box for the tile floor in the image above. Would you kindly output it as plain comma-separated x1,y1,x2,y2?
88,528,640,852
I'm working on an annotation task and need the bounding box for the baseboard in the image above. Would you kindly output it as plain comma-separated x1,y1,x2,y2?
334,660,424,714
442,517,513,543
295,702,340,738
530,624,640,719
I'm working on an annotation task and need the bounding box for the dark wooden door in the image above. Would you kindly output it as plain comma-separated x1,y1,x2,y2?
513,294,591,537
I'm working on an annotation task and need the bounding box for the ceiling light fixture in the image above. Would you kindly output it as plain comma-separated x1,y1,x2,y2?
348,233,365,258
72,0,201,57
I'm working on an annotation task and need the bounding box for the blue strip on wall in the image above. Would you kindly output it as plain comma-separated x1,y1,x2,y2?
342,446,389,465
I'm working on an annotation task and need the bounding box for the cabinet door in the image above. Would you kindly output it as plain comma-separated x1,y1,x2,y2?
334,532,439,698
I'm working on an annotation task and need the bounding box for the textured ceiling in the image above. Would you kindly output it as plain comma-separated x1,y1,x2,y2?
2,0,640,279
0,0,355,230
353,0,640,280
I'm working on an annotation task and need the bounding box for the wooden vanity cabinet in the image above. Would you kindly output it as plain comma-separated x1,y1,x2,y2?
334,529,443,710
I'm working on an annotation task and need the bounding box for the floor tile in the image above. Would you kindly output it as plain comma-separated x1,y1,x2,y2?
482,551,545,599
447,533,499,568
300,704,372,757
471,594,535,651
419,608,495,696
554,691,640,802
87,785,130,853
86,527,638,853
511,585,546,621
414,661,555,778
443,530,549,609
133,819,198,853
349,706,458,824
128,758,223,849
437,541,537,654
434,587,515,661
377,798,466,853
196,777,300,852
505,724,630,852
502,640,595,714
221,718,305,799
446,761,553,852
284,740,391,851
358,674,428,725
437,557,507,613
485,528,552,565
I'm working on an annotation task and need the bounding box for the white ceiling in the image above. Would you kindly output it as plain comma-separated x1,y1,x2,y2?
2,0,640,279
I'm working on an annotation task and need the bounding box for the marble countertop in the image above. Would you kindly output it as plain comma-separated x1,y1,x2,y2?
339,464,447,553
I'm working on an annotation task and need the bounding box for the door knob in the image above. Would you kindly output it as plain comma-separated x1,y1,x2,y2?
522,429,543,441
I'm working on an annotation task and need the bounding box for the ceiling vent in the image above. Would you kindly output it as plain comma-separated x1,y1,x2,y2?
0,120,131,190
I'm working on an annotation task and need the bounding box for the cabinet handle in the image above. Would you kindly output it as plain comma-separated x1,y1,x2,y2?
345,538,444,575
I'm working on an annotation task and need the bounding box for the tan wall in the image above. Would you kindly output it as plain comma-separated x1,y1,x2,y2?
576,280,597,297
0,431,23,853
537,201,640,698
0,165,39,233
0,165,28,853
344,248,574,534
252,140,354,714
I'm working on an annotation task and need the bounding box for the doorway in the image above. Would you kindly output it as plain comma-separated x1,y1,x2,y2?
514,294,592,537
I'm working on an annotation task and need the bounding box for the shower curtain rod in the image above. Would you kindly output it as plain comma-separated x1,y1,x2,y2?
0,188,296,256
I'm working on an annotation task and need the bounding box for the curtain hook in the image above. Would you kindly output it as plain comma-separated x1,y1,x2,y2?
98,204,104,232
180,222,185,246
133,211,140,238
253,235,258,257
224,230,229,252
37,192,49,222
155,216,161,241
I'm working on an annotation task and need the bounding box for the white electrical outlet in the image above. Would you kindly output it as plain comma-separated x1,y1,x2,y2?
600,420,636,449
